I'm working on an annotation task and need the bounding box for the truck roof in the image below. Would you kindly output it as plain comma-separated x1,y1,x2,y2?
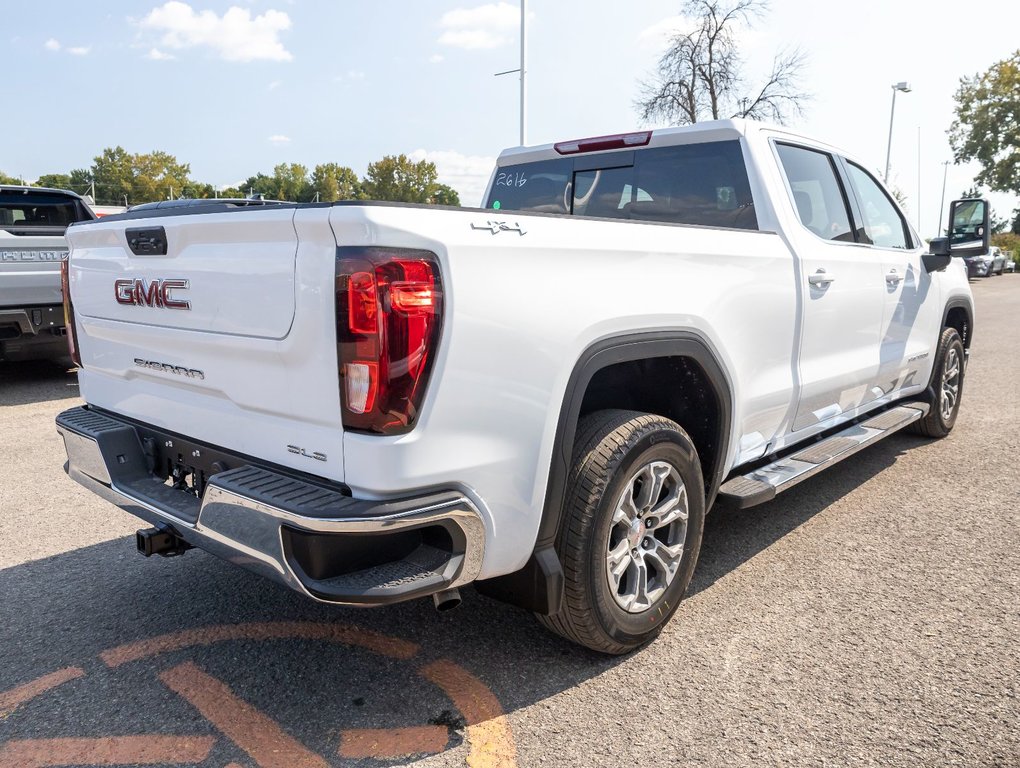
496,119,842,166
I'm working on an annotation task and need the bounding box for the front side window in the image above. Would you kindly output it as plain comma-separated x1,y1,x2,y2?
484,140,758,230
844,163,911,249
775,143,854,242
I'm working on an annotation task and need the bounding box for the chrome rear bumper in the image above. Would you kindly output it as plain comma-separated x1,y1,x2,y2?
56,406,485,605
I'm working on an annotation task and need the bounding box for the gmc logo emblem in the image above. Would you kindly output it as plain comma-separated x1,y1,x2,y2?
114,278,191,310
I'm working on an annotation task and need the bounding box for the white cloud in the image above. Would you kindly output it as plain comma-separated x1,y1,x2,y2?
638,16,688,51
429,54,445,64
44,38,61,51
410,149,495,207
67,46,91,56
139,1,293,63
347,70,365,80
147,47,175,60
438,2,521,50
268,79,282,90
438,29,509,50
268,134,291,145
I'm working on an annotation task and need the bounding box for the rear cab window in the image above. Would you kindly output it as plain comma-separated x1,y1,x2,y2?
485,140,758,231
0,190,95,235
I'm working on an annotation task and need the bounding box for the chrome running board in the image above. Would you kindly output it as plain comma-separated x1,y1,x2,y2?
718,403,929,509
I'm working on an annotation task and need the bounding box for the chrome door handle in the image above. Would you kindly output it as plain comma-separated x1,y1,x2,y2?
808,269,836,287
886,269,904,284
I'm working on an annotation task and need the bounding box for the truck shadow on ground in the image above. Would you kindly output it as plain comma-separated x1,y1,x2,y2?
0,436,914,765
0,361,79,407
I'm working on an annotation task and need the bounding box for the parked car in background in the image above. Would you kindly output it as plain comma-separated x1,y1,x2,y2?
964,246,1005,278
0,185,96,362
1004,253,1016,273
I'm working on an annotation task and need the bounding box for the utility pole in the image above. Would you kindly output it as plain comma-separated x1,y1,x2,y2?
916,126,921,232
884,81,911,184
937,160,950,236
494,0,528,146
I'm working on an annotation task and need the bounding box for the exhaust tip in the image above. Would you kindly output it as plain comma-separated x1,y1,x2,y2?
432,587,461,612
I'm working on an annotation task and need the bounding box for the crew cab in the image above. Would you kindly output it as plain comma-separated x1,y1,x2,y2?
56,121,987,654
1,185,96,362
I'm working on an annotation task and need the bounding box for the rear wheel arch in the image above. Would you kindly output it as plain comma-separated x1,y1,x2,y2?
475,331,733,614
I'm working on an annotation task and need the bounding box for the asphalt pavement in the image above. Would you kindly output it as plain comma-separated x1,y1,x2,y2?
1,276,1017,767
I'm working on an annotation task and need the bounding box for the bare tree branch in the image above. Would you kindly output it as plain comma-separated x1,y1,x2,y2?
636,0,810,126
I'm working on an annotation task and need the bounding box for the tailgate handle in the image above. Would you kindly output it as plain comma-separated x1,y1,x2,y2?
126,227,168,256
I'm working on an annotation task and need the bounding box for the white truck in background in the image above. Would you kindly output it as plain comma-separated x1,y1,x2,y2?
1,185,96,362
56,120,987,654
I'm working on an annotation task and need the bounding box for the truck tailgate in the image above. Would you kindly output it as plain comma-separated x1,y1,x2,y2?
66,207,345,482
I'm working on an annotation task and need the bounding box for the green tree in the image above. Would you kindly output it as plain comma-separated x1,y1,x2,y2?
90,147,135,204
311,163,362,201
949,51,1020,194
431,183,461,206
272,163,312,201
242,172,277,199
35,173,72,190
637,0,808,125
362,154,439,203
131,150,192,202
0,170,25,184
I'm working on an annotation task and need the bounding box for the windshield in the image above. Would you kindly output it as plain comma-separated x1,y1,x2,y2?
484,140,757,230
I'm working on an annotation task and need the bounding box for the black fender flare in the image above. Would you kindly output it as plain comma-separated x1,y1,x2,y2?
942,296,974,348
475,330,734,614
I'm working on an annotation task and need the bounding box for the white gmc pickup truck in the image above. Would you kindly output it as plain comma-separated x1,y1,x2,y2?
57,120,988,654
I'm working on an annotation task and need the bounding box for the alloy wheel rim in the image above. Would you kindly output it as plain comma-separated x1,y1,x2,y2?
605,460,688,613
940,347,961,422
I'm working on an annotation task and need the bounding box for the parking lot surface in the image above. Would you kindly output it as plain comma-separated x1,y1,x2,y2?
1,277,1018,767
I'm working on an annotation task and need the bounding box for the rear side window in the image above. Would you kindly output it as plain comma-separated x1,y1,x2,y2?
485,140,758,230
775,144,854,242
0,192,92,232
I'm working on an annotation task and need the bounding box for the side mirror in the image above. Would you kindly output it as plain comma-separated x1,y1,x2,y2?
947,198,990,257
923,237,952,272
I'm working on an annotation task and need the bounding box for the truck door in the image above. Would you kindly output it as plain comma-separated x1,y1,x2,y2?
774,143,886,434
838,160,940,398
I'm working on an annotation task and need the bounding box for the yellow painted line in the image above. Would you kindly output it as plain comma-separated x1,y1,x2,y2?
0,735,216,767
159,661,327,768
0,667,84,717
421,659,517,768
101,621,419,667
338,725,449,759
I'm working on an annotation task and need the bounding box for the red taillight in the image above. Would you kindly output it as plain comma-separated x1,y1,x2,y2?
554,131,652,155
336,248,443,434
60,259,82,367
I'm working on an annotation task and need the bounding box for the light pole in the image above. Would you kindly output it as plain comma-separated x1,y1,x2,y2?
494,0,527,146
884,81,911,184
937,160,951,236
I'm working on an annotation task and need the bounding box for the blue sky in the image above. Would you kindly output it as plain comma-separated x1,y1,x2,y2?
2,0,1017,236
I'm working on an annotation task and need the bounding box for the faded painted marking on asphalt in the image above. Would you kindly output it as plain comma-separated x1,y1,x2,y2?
338,725,449,759
421,659,517,768
0,667,84,717
101,621,420,666
159,661,328,768
0,734,216,767
2,622,518,766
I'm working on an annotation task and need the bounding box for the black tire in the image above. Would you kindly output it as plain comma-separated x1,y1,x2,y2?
537,410,705,654
909,327,965,438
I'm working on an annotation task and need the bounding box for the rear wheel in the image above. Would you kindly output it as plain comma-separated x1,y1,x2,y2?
909,327,965,438
537,410,705,654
